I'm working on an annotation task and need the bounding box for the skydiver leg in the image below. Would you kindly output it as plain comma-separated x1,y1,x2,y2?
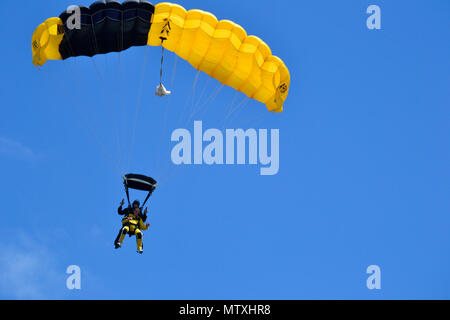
135,229,144,254
114,228,123,248
116,226,129,248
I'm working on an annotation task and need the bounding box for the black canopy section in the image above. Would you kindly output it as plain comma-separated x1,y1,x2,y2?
123,174,157,208
58,0,155,59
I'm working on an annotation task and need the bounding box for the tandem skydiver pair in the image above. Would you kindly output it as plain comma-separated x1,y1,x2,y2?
114,174,157,254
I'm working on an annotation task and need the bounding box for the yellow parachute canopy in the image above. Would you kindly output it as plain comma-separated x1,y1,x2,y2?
32,2,290,112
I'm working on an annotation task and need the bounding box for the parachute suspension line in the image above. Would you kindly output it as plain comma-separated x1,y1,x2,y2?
223,91,240,122
188,74,201,120
128,45,151,172
87,6,124,164
198,83,225,111
63,63,122,177
177,70,201,127
189,71,202,116
160,76,223,187
91,58,103,81
221,97,250,131
63,33,121,179
116,50,128,171
183,24,218,127
58,35,121,174
90,57,125,174
227,96,249,121
117,11,129,174
182,83,225,131
229,98,249,126
42,65,122,179
186,81,225,125
186,77,211,124
64,59,83,89
170,55,179,87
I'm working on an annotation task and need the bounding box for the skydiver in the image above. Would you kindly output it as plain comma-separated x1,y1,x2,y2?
117,199,148,221
114,199,150,254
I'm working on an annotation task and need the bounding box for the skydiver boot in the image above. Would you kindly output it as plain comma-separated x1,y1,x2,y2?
115,241,122,249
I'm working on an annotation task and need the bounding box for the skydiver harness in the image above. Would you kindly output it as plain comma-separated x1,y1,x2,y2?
121,214,143,237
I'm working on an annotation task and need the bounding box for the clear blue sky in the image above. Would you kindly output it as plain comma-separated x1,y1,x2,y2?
0,0,449,299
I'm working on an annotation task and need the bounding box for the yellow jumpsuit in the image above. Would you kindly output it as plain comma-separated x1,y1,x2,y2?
118,213,149,251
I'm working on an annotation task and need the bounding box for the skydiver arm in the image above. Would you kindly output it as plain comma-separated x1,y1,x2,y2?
140,219,150,231
118,199,126,215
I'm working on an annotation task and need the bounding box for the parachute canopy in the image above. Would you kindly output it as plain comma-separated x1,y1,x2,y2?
32,1,290,112
123,174,157,209
123,174,157,192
